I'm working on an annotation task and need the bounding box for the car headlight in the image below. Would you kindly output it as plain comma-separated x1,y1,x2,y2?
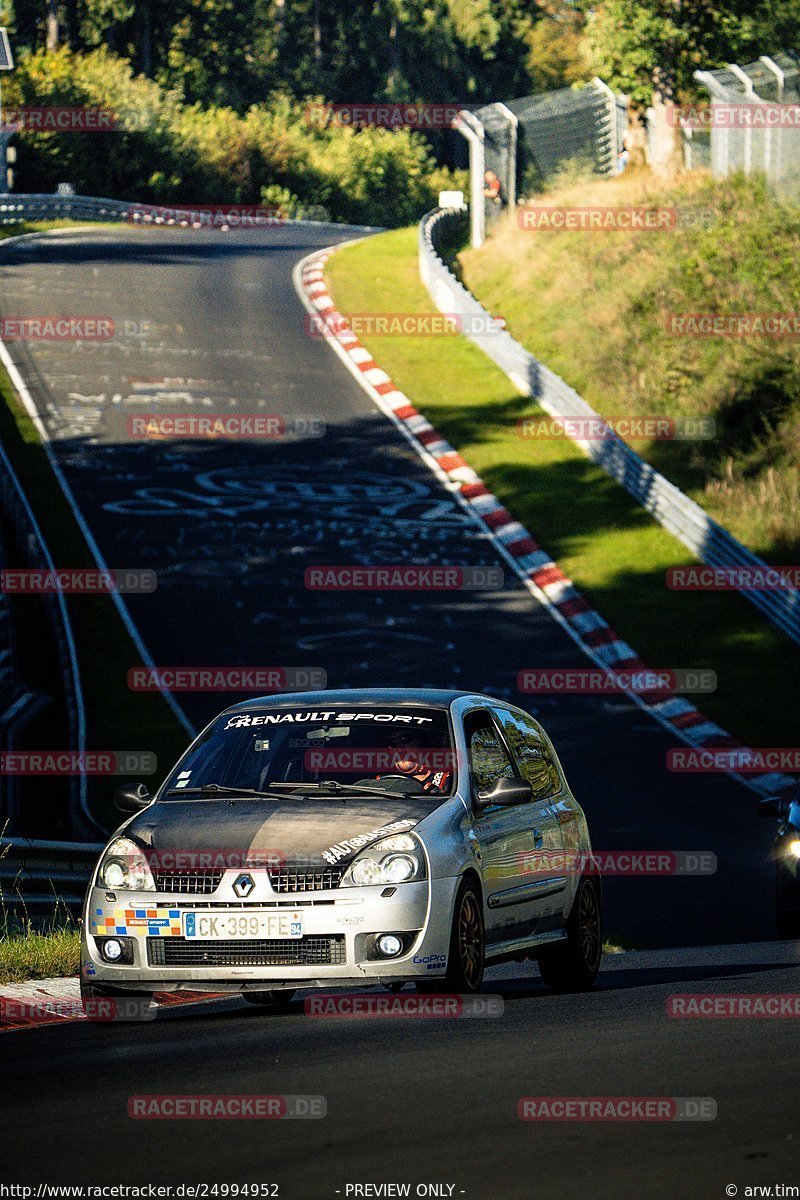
340,834,426,887
788,839,800,860
96,837,155,891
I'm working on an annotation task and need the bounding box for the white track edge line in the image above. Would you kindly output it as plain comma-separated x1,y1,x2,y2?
0,230,195,740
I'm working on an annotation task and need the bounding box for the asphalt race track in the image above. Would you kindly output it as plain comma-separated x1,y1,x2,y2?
0,225,794,1196
0,224,778,947
2,945,799,1195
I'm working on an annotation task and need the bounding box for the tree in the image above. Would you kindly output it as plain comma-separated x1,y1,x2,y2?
526,14,588,93
586,0,757,176
46,0,58,50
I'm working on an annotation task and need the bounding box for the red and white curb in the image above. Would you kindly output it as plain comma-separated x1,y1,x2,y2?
295,249,790,800
0,976,223,1031
0,976,84,1030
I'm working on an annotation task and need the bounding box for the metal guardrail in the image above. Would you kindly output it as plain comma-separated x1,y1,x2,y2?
0,837,102,915
0,415,92,834
0,193,134,225
0,193,384,230
419,207,800,646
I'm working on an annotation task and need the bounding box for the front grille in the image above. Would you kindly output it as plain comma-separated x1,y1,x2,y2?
154,871,224,894
268,869,344,893
152,868,344,895
147,935,346,968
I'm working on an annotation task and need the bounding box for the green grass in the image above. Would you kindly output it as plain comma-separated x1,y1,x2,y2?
459,170,800,560
0,927,80,983
0,221,187,831
0,827,80,981
326,225,800,749
0,219,123,240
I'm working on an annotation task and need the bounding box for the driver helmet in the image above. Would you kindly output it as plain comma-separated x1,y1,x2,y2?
386,730,429,776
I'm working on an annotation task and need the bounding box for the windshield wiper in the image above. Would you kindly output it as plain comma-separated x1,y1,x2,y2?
267,780,418,799
165,784,283,798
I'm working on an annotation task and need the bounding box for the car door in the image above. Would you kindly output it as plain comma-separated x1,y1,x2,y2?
492,707,570,922
463,708,550,946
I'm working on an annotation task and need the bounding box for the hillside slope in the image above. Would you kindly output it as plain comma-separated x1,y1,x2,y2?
459,170,800,560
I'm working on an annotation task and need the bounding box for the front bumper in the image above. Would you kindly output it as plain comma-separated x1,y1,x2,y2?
81,877,457,992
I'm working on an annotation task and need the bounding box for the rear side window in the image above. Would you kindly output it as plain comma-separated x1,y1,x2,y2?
464,712,516,794
495,709,562,801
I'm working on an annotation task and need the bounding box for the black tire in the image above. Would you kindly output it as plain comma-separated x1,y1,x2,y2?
80,981,154,1022
242,990,296,1010
419,878,485,994
537,876,602,993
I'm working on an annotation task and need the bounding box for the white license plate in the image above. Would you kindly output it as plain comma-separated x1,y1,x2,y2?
182,911,303,940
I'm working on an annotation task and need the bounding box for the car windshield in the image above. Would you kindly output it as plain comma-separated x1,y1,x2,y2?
162,705,456,798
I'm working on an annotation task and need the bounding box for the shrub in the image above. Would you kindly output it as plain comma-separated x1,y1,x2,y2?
6,49,466,226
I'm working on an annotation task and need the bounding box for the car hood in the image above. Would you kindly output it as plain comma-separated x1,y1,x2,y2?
124,794,446,872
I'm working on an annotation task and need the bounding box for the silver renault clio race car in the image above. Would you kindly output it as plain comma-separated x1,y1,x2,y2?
81,689,601,1014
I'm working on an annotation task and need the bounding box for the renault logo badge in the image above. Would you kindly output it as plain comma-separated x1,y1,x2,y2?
233,873,255,898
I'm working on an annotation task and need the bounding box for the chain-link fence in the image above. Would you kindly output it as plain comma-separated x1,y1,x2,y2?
512,83,618,184
473,101,517,209
476,81,625,202
453,81,626,246
694,51,800,192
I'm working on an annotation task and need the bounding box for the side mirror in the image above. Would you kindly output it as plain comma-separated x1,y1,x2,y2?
758,796,785,819
474,776,533,813
114,782,152,813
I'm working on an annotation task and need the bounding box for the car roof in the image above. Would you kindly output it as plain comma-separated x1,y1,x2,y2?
224,688,490,714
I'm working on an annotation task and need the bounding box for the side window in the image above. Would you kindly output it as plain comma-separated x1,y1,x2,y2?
464,713,516,794
496,709,562,801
